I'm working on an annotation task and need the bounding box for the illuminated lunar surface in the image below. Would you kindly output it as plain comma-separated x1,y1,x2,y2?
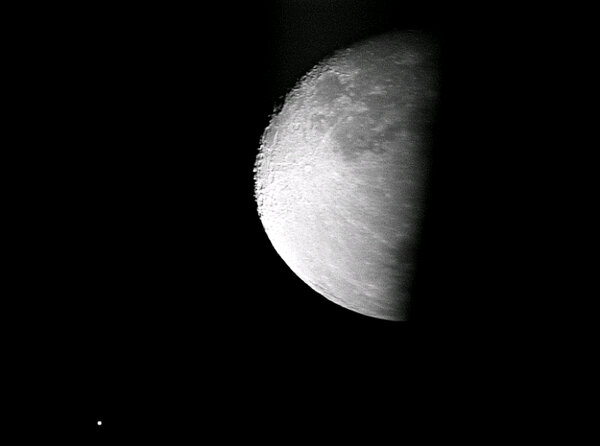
254,31,439,321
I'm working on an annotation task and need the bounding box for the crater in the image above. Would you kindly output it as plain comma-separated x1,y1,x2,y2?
331,113,392,162
310,72,346,108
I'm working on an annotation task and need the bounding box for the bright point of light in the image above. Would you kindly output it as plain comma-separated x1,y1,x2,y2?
97,420,102,426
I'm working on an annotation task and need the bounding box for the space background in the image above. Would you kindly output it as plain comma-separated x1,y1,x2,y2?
9,0,556,441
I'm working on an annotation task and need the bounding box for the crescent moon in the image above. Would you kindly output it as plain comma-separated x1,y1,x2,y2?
255,31,439,321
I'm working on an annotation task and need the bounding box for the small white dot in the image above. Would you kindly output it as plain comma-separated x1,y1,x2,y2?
97,421,102,426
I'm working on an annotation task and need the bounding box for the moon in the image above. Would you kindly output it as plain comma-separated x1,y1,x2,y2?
254,31,439,321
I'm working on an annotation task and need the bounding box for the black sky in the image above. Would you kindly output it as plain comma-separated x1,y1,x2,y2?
15,0,527,440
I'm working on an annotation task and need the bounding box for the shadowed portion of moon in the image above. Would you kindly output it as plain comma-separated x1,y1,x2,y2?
254,31,439,321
